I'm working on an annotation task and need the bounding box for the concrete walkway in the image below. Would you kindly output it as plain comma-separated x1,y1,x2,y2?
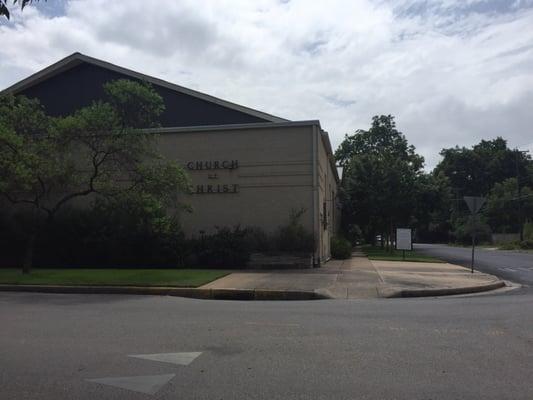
202,251,505,299
371,259,504,297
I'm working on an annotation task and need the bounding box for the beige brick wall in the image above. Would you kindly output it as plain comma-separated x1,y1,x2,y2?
157,125,315,236
316,130,339,262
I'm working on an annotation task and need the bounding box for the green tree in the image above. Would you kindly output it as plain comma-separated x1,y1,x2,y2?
336,115,424,248
336,115,424,170
412,172,453,242
435,138,532,242
0,79,189,273
434,138,532,198
485,178,533,234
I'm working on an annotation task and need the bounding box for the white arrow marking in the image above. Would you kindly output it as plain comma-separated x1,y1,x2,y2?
128,352,202,366
86,373,175,395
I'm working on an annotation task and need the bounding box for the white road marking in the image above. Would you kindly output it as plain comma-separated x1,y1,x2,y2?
86,373,175,395
245,322,300,327
129,352,202,366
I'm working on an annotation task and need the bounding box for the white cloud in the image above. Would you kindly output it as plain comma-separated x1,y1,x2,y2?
1,0,532,168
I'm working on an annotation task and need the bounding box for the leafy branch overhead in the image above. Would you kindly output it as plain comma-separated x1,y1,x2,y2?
0,0,42,20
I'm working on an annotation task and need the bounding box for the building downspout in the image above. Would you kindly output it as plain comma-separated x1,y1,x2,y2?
312,125,320,267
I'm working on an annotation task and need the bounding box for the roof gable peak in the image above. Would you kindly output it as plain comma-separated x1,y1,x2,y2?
1,52,287,124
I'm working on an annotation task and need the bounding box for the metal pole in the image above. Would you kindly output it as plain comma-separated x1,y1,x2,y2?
471,213,475,274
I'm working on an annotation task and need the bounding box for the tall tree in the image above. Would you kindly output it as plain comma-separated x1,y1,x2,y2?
0,80,189,273
336,115,424,170
412,171,453,243
485,178,533,235
434,138,532,198
336,115,424,247
435,137,532,240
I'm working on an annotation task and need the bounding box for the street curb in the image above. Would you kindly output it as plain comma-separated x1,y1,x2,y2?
0,284,328,301
378,280,506,298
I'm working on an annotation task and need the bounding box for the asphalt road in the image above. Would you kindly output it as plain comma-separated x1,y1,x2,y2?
415,243,533,287
1,292,533,399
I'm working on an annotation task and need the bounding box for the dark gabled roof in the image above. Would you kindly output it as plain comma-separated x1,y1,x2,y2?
1,54,338,182
0,52,287,124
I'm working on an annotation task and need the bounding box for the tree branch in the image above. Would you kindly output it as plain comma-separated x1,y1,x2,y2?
2,192,37,206
48,149,105,216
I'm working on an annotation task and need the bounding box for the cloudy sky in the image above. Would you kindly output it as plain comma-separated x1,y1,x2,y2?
1,0,532,169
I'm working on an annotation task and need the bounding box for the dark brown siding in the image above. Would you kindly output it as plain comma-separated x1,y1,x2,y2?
18,62,268,127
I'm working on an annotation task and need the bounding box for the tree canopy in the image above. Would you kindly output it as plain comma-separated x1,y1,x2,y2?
337,115,424,245
485,178,533,234
434,137,532,198
0,79,190,272
432,138,533,242
335,115,424,170
336,116,533,246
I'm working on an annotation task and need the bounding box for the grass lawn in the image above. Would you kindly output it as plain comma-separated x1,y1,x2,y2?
0,268,229,287
362,246,444,263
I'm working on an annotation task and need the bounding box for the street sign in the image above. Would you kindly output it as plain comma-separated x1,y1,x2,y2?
463,196,485,214
396,228,412,251
463,196,486,274
396,228,412,261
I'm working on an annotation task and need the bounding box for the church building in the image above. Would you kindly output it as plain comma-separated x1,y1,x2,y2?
1,53,339,265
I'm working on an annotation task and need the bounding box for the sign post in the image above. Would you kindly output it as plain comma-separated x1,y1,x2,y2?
463,196,486,274
396,228,412,260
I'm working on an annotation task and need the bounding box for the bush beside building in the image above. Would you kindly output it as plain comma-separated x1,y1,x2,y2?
0,207,316,269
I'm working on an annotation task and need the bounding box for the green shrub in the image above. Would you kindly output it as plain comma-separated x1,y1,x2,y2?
192,226,251,268
520,239,533,250
243,226,273,253
190,209,316,267
498,240,533,250
452,216,492,245
275,208,315,253
330,236,352,259
524,222,533,241
0,206,317,269
0,197,186,268
498,242,520,250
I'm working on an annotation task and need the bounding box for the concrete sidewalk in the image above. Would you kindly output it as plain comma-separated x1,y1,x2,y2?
370,259,505,298
202,252,505,299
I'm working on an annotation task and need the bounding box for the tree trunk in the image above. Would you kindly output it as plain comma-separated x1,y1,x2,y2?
22,232,36,274
22,210,49,275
